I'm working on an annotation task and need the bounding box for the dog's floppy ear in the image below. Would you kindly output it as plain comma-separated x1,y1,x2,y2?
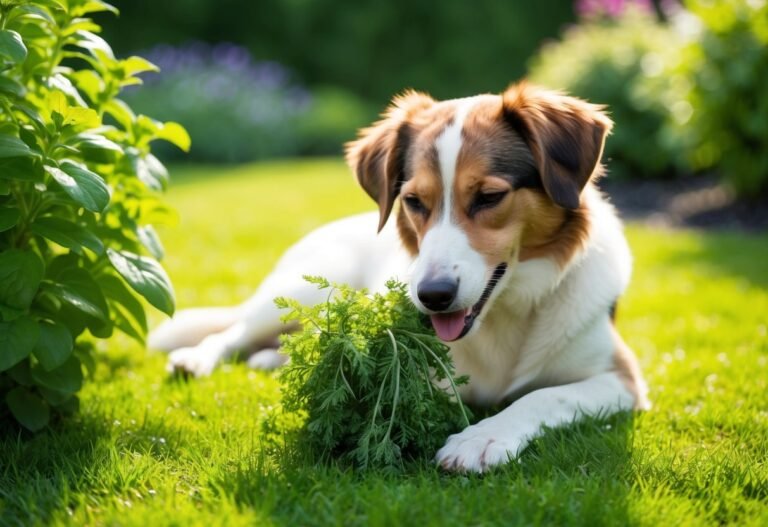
502,83,612,210
346,90,434,231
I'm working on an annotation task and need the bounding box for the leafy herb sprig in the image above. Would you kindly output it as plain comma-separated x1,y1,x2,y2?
272,276,471,471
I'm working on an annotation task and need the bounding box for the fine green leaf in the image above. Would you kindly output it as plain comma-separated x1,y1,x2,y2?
32,355,83,394
0,207,21,231
0,29,28,63
31,216,105,255
107,249,175,316
0,316,40,372
46,161,111,212
273,278,471,470
0,249,44,311
32,320,74,371
6,387,49,432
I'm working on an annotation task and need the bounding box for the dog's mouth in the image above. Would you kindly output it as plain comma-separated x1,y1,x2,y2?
429,263,507,342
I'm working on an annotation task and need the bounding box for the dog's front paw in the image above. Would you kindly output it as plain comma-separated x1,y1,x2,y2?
167,345,220,377
436,423,526,473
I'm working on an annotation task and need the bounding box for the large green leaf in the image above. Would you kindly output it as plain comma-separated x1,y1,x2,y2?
98,273,148,343
32,320,74,371
72,133,123,163
70,0,119,17
6,387,49,432
128,150,168,191
32,355,82,394
156,121,191,152
0,157,44,182
0,135,38,159
107,249,174,316
0,249,44,311
45,160,111,212
43,267,109,321
0,207,21,231
136,224,164,260
31,216,105,254
0,76,26,98
0,316,40,372
0,29,27,63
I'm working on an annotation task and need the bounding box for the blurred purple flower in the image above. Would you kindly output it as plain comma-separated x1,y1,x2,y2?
576,0,654,19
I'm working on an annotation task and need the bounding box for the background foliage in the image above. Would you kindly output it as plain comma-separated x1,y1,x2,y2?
101,0,573,163
529,9,682,181
664,0,768,195
0,0,186,431
529,0,768,195
101,0,574,103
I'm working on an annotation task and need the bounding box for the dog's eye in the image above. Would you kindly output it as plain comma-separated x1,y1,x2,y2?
470,191,508,215
403,195,428,215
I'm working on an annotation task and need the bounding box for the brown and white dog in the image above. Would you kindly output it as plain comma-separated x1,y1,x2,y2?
149,82,650,472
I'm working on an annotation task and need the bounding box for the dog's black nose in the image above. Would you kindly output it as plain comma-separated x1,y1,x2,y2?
417,278,458,312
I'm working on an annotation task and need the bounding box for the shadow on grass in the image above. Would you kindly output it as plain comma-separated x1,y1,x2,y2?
0,415,109,525
208,412,639,526
659,230,768,289
0,403,186,526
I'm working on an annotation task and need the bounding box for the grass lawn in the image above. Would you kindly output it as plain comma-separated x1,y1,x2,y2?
2,159,767,526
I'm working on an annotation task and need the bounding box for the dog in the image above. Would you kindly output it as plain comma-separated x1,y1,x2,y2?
149,82,650,473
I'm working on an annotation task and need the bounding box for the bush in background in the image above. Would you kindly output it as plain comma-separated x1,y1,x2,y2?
529,0,768,197
0,0,186,431
99,0,574,104
664,0,768,196
529,6,684,180
123,43,373,163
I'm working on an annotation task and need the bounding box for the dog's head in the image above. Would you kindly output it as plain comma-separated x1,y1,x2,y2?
346,82,612,342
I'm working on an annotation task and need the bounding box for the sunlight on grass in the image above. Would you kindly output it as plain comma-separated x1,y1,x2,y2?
1,159,766,526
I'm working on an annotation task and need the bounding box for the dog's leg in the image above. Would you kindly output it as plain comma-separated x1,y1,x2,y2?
148,307,241,351
435,372,636,473
165,272,329,377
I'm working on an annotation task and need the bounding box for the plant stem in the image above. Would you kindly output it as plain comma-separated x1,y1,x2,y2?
383,329,401,442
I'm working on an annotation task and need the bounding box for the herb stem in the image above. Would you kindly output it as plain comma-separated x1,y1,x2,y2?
384,329,401,441
400,330,471,428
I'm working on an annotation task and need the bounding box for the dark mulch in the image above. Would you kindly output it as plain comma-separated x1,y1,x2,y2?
599,175,768,233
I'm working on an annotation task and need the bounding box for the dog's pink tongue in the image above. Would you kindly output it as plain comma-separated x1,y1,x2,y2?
430,310,468,342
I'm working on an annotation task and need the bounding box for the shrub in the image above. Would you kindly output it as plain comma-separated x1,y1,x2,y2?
529,7,684,180
122,42,311,163
295,86,376,157
99,0,575,103
0,0,188,431
664,0,768,196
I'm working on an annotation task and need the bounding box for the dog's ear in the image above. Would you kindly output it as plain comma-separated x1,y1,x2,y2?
501,83,612,210
346,90,434,231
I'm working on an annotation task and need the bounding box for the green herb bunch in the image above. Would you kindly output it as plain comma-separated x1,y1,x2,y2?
273,276,471,471
0,1,188,431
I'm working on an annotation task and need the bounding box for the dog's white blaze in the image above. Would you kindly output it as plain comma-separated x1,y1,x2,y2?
411,98,488,313
434,97,477,219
